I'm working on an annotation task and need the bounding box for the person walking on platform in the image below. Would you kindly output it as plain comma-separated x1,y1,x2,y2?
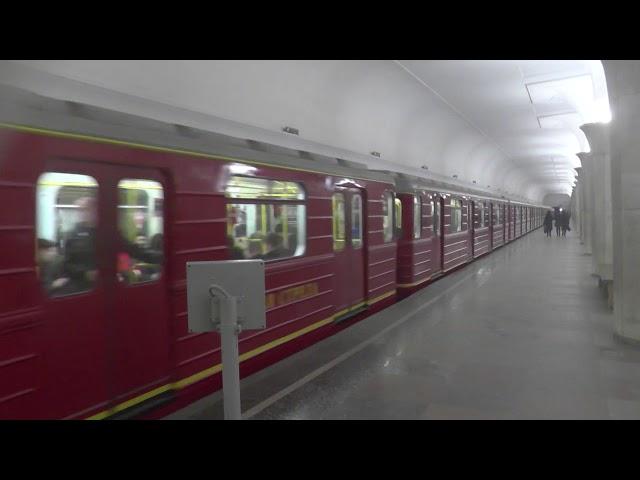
554,212,562,237
543,211,553,237
560,211,571,237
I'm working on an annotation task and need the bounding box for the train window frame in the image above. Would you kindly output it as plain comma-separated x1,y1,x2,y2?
450,198,463,233
36,171,99,298
117,178,165,286
394,196,402,239
332,192,346,252
225,174,307,263
413,195,421,239
351,193,363,249
483,202,489,227
382,191,394,243
432,197,440,236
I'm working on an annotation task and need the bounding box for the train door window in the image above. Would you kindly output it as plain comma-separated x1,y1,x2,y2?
394,197,402,238
482,202,488,227
226,176,306,261
351,194,363,249
36,172,98,297
382,192,394,243
413,195,421,239
433,197,440,235
450,198,462,233
495,204,501,225
333,193,346,251
477,202,484,228
117,179,164,285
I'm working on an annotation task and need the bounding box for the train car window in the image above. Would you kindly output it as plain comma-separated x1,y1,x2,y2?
226,176,306,261
382,192,394,243
450,198,463,233
36,172,98,297
332,193,346,251
117,179,164,285
413,196,421,239
495,204,501,225
351,194,363,249
482,202,488,227
394,197,402,238
432,198,440,235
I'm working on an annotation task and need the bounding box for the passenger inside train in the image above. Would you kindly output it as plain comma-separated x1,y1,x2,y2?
225,176,305,262
35,174,165,295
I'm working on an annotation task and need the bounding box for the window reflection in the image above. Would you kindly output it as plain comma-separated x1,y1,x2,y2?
226,176,305,261
117,179,164,284
36,172,98,297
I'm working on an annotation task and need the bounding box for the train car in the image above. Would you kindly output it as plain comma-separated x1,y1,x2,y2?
0,86,401,419
470,196,492,258
491,200,506,249
0,85,545,420
393,177,440,296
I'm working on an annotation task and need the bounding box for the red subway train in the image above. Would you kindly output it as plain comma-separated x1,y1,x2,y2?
0,86,545,419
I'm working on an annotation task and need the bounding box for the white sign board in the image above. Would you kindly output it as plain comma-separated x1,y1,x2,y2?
186,260,266,332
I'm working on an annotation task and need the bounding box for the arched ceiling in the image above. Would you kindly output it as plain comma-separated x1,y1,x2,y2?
398,60,611,199
0,60,610,203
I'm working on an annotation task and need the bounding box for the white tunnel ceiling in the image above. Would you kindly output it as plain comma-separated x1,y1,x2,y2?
397,60,610,198
0,60,610,203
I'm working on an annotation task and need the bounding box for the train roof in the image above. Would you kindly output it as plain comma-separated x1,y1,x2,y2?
0,84,545,208
0,84,394,185
381,171,543,207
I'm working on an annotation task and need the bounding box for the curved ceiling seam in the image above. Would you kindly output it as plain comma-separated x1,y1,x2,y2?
393,60,516,170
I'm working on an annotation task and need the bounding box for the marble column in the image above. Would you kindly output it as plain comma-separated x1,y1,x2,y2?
581,123,613,283
570,184,579,237
602,60,640,340
574,167,583,242
577,153,594,257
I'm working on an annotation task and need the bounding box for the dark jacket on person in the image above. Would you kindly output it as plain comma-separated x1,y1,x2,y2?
62,222,97,290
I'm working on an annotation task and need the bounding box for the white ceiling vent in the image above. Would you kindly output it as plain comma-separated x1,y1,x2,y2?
526,74,594,108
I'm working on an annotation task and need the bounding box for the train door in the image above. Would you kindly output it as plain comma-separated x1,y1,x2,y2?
431,194,444,274
332,187,366,315
36,159,111,418
503,204,508,243
109,166,171,406
37,161,172,417
489,202,494,250
511,205,515,240
505,205,509,242
469,201,475,257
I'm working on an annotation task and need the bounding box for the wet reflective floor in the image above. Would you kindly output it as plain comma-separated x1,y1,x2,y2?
166,230,640,420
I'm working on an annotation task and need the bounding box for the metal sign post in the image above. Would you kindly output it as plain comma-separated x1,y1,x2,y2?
187,260,266,421
209,284,242,420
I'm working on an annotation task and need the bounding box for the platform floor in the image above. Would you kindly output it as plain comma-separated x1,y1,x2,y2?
165,230,640,420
